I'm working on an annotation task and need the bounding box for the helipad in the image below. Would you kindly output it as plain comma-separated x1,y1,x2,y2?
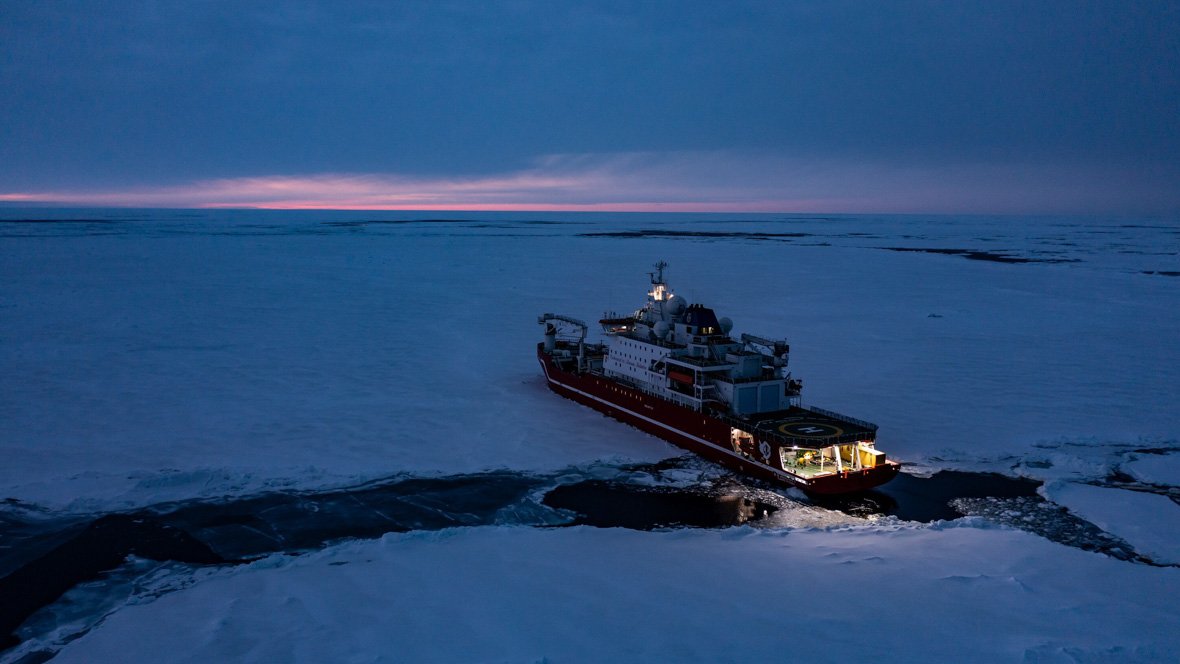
777,422,844,438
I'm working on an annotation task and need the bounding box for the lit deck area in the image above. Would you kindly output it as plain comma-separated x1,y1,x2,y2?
780,458,839,479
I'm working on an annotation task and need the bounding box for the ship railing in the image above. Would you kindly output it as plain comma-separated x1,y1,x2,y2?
666,354,731,369
639,337,687,351
805,406,879,432
711,373,778,385
712,412,874,448
601,368,708,412
555,340,607,354
656,383,704,410
664,391,702,411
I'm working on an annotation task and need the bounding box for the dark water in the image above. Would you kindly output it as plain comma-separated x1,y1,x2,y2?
155,472,549,560
815,470,1040,522
0,472,551,653
542,481,777,529
0,516,222,651
880,247,1079,264
0,465,1156,657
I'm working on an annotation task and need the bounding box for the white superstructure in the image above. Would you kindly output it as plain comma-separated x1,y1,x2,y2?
598,262,801,416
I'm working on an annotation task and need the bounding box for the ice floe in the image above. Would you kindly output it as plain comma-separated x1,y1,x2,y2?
1041,481,1180,565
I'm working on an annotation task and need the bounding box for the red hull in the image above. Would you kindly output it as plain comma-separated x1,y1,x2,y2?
538,346,899,494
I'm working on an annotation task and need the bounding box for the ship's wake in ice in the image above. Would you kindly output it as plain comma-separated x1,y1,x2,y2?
3,456,1175,662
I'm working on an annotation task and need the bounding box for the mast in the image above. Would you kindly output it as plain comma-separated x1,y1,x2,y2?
647,261,670,318
650,260,668,286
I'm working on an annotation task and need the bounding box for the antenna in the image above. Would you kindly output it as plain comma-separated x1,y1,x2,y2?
652,260,668,284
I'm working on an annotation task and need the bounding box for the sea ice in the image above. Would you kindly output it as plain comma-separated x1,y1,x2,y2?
1041,481,1180,565
2,211,1179,663
2,212,1178,512
44,525,1180,664
1121,453,1180,488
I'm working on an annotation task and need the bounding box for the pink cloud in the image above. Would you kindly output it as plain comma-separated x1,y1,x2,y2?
2,152,1175,214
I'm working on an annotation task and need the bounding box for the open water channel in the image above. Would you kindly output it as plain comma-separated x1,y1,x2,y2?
0,460,1157,661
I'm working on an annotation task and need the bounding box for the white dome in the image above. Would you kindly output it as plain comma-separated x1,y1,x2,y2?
666,295,687,316
719,317,733,334
654,321,671,339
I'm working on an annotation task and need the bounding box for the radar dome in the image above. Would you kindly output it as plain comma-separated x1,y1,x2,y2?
719,317,733,334
666,295,687,316
654,321,671,339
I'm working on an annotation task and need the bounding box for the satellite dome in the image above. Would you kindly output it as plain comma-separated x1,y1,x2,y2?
719,317,733,334
654,321,671,339
666,295,687,316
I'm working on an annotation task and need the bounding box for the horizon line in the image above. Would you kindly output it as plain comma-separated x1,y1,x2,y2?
1,200,1174,218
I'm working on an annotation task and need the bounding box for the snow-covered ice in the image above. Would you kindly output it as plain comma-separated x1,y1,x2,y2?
3,211,1178,513
1041,481,1180,565
2,209,1179,661
1121,453,1180,488
45,526,1180,664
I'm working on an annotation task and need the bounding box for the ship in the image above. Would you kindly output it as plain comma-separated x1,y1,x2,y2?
537,262,900,494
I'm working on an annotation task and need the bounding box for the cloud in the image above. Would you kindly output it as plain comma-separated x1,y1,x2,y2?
5,1,1179,195
2,151,1177,214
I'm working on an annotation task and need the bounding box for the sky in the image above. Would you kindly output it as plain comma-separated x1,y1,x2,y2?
1,0,1178,214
